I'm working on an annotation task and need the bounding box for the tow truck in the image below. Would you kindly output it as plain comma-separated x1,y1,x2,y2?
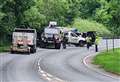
40,21,63,49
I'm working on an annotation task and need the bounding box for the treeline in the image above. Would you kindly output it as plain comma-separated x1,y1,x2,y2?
0,0,120,45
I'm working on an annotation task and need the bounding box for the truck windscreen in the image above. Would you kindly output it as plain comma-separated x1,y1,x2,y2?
14,29,35,33
45,28,59,34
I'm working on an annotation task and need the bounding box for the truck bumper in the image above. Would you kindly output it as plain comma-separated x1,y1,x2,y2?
11,46,30,53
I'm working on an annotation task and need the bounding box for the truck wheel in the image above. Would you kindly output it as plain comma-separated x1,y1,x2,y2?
55,43,57,49
57,43,61,49
30,46,36,53
28,51,30,55
11,50,15,54
55,43,61,49
27,48,31,54
79,40,85,47
34,49,36,53
63,43,66,49
75,44,79,47
40,42,46,48
30,49,35,53
63,45,66,49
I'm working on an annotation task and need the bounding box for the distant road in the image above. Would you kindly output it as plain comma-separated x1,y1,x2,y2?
0,39,120,82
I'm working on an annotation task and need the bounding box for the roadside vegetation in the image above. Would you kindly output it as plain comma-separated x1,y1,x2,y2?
0,43,10,53
93,48,120,75
0,46,10,53
0,39,11,53
0,0,120,52
71,19,111,36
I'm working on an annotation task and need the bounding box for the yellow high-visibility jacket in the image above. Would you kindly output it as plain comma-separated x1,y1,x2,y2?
86,37,92,43
95,36,101,45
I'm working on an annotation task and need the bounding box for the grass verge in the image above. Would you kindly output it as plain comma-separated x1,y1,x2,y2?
93,48,120,75
0,46,10,53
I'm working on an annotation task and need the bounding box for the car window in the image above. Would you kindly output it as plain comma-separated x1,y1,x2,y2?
65,33,68,36
71,33,77,37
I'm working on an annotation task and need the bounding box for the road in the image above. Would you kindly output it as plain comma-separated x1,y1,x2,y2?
0,39,120,82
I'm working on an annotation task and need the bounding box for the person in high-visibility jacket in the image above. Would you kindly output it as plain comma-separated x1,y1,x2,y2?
86,36,92,49
95,36,101,52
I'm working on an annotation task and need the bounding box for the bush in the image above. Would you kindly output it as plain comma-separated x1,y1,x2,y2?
0,46,10,52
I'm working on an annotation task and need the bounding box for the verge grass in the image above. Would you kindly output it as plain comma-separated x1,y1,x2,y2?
93,48,120,75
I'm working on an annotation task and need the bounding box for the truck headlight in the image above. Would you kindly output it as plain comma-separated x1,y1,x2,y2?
54,35,59,40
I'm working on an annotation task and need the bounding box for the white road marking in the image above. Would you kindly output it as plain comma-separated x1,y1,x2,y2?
40,70,44,73
46,73,53,77
37,58,67,82
46,77,52,81
38,66,41,70
42,74,47,77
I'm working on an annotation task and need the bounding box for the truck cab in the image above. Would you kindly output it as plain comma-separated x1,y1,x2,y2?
40,22,63,49
48,21,57,28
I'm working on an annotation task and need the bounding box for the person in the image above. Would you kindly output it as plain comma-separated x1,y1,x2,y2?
86,36,92,50
95,36,100,52
62,34,67,49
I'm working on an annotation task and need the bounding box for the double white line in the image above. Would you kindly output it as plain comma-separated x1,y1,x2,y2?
37,58,67,82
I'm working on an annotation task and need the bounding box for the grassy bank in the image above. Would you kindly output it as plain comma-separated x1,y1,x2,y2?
71,19,111,36
0,46,10,53
93,48,120,75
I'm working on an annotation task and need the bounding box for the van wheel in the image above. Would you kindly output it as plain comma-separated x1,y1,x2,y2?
79,40,85,47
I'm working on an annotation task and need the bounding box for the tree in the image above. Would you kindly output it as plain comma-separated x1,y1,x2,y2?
14,0,35,26
37,0,69,26
79,0,100,19
109,0,120,35
94,0,120,35
0,0,36,45
1,0,35,26
65,0,80,24
24,6,46,29
94,0,112,24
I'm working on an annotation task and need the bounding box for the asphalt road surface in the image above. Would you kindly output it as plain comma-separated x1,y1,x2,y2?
0,39,120,82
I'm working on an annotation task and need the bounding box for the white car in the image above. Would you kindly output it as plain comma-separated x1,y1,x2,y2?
65,31,86,47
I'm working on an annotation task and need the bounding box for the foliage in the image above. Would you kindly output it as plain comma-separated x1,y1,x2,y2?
0,0,120,46
0,46,10,52
94,0,120,35
71,19,111,36
24,6,46,29
79,0,100,19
